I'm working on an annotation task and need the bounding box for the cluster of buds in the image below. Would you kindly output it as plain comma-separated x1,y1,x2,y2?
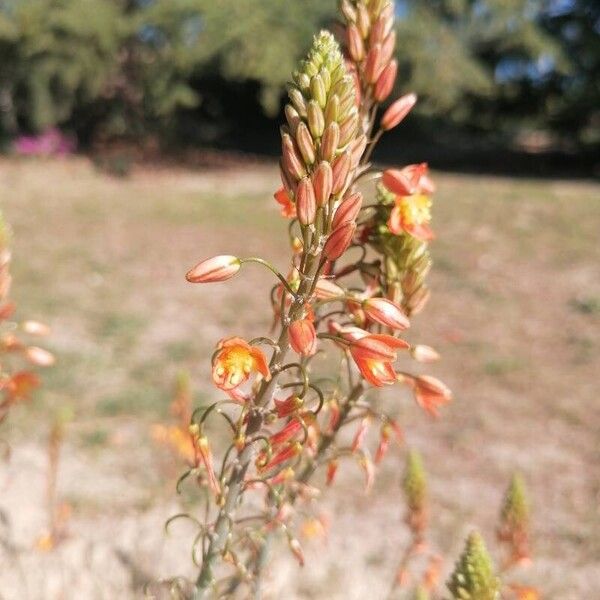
0,211,53,428
497,473,532,568
447,531,501,600
178,4,453,596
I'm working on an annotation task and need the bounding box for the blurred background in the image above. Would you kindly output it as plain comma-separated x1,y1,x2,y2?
0,0,598,598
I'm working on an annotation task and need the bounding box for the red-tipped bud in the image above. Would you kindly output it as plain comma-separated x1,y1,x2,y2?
313,161,333,207
282,133,307,180
320,122,340,163
280,158,297,196
332,191,363,229
331,151,352,195
363,297,410,330
186,255,241,283
323,221,356,261
365,43,383,84
374,59,397,102
296,178,317,225
314,278,344,300
346,24,365,61
295,122,316,165
381,93,417,131
289,318,317,356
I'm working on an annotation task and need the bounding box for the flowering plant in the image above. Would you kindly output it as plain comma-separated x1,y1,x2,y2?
170,2,459,597
0,211,53,436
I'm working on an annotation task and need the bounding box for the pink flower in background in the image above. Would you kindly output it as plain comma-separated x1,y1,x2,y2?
13,129,76,157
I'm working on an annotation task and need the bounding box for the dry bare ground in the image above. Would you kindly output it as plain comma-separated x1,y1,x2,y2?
0,157,598,599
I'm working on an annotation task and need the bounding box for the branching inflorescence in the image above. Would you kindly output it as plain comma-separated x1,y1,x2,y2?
178,2,453,598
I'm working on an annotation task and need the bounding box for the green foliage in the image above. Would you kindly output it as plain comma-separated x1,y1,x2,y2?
0,0,596,147
447,531,501,600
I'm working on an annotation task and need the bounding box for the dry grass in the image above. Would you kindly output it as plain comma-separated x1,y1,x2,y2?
0,157,598,599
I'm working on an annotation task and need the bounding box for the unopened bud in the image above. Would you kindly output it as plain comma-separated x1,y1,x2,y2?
313,161,333,206
339,111,358,145
296,178,317,226
346,24,365,61
350,135,367,167
320,122,340,162
311,74,327,108
186,255,241,283
380,30,396,67
288,86,307,117
340,0,357,22
282,133,307,180
331,151,352,195
365,44,383,84
307,100,325,138
374,59,397,102
324,221,356,261
325,94,340,126
381,93,417,131
285,104,301,135
295,122,316,165
332,191,362,229
356,3,370,38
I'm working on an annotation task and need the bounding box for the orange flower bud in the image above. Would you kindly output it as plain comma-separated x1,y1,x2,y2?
284,104,301,134
289,537,305,567
296,178,317,226
259,441,302,472
374,59,397,102
412,375,452,417
381,93,417,131
186,255,241,283
331,151,352,195
365,43,383,84
320,122,340,163
313,161,333,207
279,158,297,196
295,122,316,165
346,24,365,61
282,133,307,180
289,318,317,356
363,297,410,330
332,191,363,230
269,417,304,447
323,221,356,261
369,15,387,45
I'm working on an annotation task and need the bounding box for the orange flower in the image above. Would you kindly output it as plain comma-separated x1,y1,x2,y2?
388,194,434,241
274,187,296,218
1,371,40,403
402,374,452,417
509,585,540,600
343,328,409,387
212,337,270,400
